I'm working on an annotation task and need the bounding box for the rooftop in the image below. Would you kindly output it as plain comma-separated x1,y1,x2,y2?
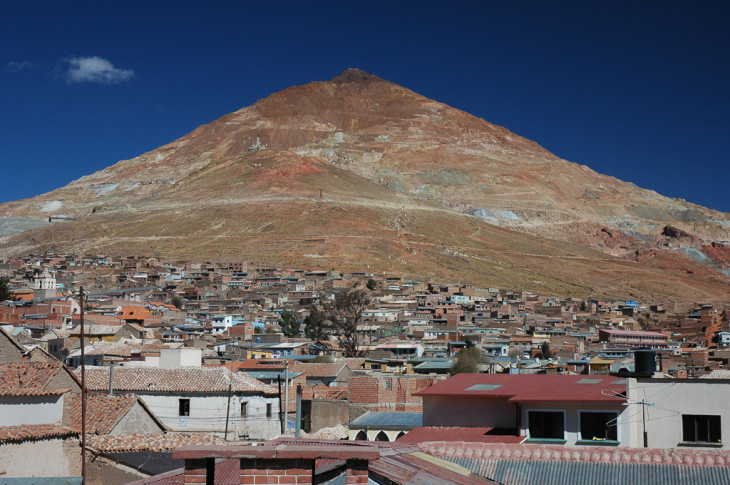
415,374,627,404
79,366,278,395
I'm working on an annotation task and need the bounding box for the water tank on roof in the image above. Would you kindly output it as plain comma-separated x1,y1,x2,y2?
634,348,656,376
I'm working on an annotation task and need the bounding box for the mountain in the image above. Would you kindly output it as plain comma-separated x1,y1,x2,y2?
1,69,729,302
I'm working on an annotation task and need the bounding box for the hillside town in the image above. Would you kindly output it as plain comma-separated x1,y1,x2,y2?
2,251,730,484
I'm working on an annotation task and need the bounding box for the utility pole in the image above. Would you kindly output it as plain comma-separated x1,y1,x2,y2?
284,362,289,433
80,286,86,485
224,380,232,441
278,376,285,434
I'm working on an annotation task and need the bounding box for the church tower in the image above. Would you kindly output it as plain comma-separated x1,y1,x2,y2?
34,268,57,300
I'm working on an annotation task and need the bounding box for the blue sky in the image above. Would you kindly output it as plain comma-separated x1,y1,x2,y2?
2,1,729,212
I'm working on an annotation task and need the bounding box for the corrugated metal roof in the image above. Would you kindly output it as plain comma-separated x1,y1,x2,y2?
415,374,626,404
444,458,730,485
350,412,423,429
414,360,453,370
243,370,306,380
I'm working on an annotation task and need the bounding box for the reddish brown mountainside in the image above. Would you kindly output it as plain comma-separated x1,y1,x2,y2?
1,69,729,302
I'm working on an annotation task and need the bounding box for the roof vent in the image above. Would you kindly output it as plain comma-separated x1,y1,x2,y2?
576,378,603,384
466,383,503,391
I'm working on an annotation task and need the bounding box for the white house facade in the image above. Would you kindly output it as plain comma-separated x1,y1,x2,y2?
81,366,281,441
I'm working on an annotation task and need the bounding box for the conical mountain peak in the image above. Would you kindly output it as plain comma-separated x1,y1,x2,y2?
329,68,390,85
2,70,729,303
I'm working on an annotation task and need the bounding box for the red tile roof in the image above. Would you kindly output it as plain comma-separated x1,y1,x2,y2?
69,393,138,434
0,361,76,389
85,342,132,357
80,366,278,394
119,307,153,319
419,442,730,467
415,374,627,404
0,424,78,443
0,387,69,397
291,362,349,378
397,427,524,444
86,432,228,452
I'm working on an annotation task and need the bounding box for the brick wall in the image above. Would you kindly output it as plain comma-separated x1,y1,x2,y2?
239,458,313,484
179,447,379,485
348,375,443,412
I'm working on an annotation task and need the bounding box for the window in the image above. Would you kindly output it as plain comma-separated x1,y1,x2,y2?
178,399,190,417
580,412,618,441
682,415,721,444
528,411,564,440
266,403,272,418
240,401,248,417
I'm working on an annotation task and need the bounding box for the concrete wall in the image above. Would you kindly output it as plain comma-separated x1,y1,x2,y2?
519,402,628,447
627,378,730,449
310,399,350,432
423,395,517,428
159,348,202,368
86,453,147,485
138,392,280,440
111,401,165,435
0,438,80,477
348,428,406,441
0,395,64,426
0,331,24,363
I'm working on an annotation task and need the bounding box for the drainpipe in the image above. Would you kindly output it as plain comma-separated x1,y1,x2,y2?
296,385,302,438
108,362,114,395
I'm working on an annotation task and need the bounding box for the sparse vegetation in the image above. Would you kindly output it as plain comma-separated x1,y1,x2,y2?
313,355,334,363
309,289,370,357
0,276,16,302
540,342,553,359
303,312,327,341
278,309,300,338
450,346,481,375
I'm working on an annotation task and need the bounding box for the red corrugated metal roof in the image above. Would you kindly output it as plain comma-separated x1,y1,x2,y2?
414,374,626,403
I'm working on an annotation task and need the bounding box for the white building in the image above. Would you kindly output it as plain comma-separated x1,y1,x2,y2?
82,366,281,441
626,377,730,449
33,268,57,299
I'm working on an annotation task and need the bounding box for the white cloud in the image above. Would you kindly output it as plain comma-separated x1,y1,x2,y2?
64,56,135,84
6,61,38,73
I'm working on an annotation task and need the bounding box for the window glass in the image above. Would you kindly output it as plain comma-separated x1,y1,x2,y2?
580,412,618,441
528,411,564,439
266,403,272,418
682,415,721,443
241,401,248,417
179,398,190,417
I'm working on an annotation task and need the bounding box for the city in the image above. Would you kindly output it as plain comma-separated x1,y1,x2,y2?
1,251,730,483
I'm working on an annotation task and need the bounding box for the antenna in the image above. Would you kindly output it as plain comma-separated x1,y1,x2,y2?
602,388,654,447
